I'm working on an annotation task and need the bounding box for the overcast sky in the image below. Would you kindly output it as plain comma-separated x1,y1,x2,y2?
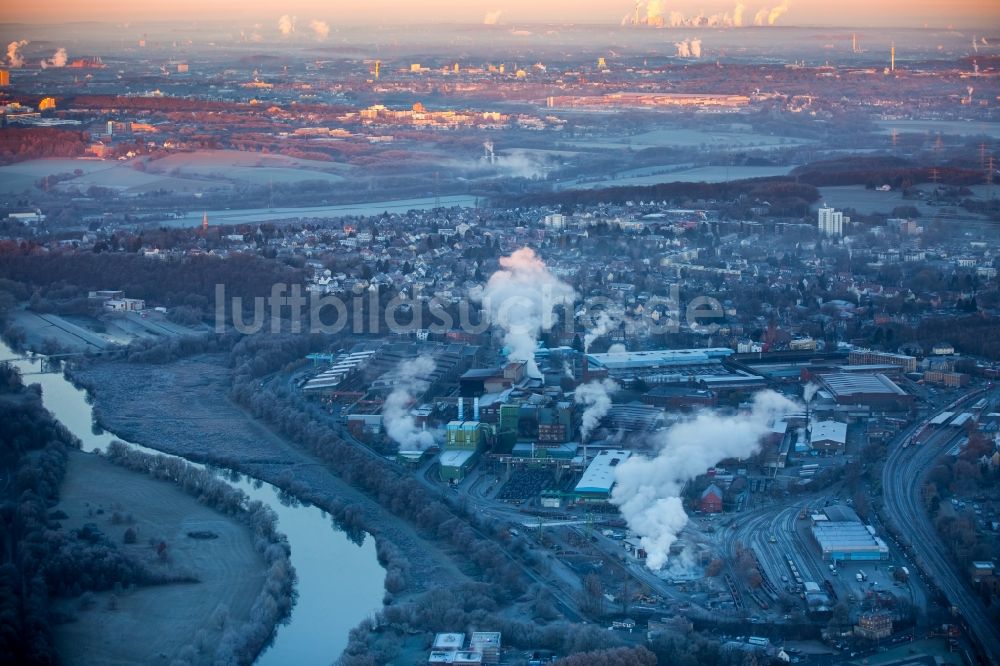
5,0,999,28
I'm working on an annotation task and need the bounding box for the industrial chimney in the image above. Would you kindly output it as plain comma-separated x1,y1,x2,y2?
458,397,464,421
473,397,480,421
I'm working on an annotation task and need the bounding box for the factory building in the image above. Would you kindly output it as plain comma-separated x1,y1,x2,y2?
440,397,494,481
584,348,765,392
574,449,630,501
809,419,847,454
810,506,889,562
816,373,913,410
848,349,917,374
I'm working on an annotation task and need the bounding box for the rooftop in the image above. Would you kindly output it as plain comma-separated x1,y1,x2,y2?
818,373,907,397
810,420,847,445
574,449,631,495
587,348,733,370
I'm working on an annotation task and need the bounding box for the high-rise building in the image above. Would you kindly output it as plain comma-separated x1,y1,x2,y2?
817,206,848,236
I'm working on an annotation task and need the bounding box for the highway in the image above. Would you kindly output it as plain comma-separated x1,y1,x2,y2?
881,390,1000,665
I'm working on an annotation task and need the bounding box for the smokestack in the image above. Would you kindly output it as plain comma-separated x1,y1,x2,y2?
458,397,465,421
473,397,480,421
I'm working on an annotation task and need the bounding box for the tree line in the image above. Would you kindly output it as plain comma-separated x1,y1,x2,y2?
103,441,297,666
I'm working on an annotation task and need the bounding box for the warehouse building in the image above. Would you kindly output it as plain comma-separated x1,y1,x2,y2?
574,449,630,501
809,419,847,454
816,373,913,410
848,349,917,374
810,506,889,562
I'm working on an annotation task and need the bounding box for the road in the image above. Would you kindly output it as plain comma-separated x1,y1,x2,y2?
881,389,1000,665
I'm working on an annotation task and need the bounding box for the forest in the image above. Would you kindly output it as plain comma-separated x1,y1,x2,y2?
0,127,90,164
510,176,821,217
0,248,305,325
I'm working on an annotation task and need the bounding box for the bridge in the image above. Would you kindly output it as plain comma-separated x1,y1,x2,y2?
0,349,119,375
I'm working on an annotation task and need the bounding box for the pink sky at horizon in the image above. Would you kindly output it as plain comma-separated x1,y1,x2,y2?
3,1,999,28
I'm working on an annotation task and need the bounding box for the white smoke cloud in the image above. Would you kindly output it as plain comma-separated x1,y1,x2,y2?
309,20,329,40
7,40,28,68
493,151,547,179
675,38,702,58
632,2,743,28
472,247,577,379
733,2,746,26
584,306,623,351
767,0,790,25
383,356,437,452
753,7,768,25
483,10,503,25
40,47,67,69
576,378,619,442
277,15,296,37
612,390,798,569
803,382,820,403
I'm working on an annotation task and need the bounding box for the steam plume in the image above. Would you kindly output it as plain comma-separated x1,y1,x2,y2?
629,2,744,28
473,247,577,379
753,7,768,25
383,356,437,452
483,10,503,25
675,38,702,58
576,378,619,442
41,47,67,69
803,382,820,403
309,20,330,40
7,40,28,68
612,390,798,569
584,306,623,351
277,15,296,37
767,0,790,25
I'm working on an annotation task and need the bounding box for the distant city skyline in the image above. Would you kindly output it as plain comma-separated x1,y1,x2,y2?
4,1,999,28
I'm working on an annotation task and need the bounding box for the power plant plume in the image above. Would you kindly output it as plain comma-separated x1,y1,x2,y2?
584,306,623,351
383,356,437,452
41,47,67,69
611,390,798,569
733,2,746,26
803,382,820,403
309,20,329,40
7,40,28,68
576,378,619,442
767,0,790,25
277,15,296,37
472,247,577,379
753,7,768,25
675,38,702,58
483,10,503,25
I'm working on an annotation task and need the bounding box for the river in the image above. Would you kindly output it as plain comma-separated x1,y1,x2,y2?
0,340,386,664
